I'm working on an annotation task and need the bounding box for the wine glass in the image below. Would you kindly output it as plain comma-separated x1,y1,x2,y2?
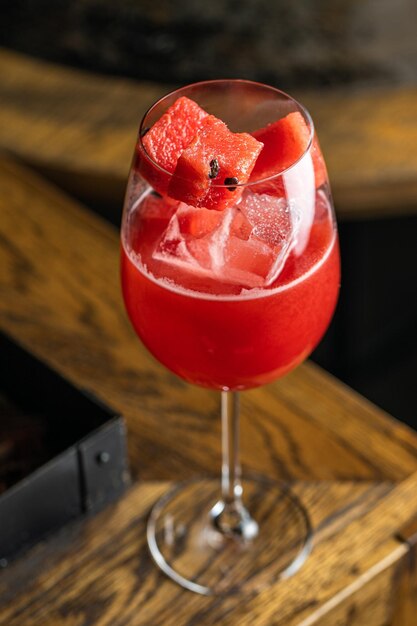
121,80,340,595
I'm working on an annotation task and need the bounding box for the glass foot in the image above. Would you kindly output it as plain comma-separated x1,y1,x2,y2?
147,476,312,595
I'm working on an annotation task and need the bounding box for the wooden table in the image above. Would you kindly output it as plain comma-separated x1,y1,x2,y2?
1,156,417,625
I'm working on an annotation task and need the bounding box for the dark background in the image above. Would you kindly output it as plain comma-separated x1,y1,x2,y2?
1,0,416,426
1,0,416,90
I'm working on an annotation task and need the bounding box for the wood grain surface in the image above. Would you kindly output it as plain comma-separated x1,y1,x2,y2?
1,48,417,220
1,156,417,624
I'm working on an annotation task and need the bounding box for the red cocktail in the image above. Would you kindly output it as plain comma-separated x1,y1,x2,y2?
122,190,338,390
121,80,340,595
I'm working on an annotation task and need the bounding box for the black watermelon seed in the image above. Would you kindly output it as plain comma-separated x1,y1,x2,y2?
140,127,150,138
224,177,239,191
209,158,220,179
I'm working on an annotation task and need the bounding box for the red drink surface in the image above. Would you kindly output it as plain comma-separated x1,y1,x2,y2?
121,191,340,390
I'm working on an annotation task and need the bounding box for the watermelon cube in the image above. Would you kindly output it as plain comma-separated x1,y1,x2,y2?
249,112,327,193
177,205,223,238
136,96,208,195
168,115,263,211
142,96,209,172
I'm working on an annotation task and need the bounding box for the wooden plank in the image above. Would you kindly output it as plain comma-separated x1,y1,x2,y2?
0,477,416,625
300,556,403,626
1,48,417,220
179,473,417,626
0,481,399,625
1,157,417,484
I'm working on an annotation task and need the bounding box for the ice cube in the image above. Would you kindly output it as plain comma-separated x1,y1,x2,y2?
238,189,295,285
238,190,291,246
208,207,236,270
282,149,315,256
153,199,295,289
187,230,276,289
154,204,205,274
224,236,277,288
154,204,242,279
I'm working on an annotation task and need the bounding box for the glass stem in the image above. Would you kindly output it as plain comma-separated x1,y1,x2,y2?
209,391,258,542
221,391,242,505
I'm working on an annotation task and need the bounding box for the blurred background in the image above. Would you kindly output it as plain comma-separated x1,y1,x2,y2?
1,0,416,426
2,0,416,88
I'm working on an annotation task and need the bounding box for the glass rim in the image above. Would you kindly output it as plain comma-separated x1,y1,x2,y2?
138,79,315,189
